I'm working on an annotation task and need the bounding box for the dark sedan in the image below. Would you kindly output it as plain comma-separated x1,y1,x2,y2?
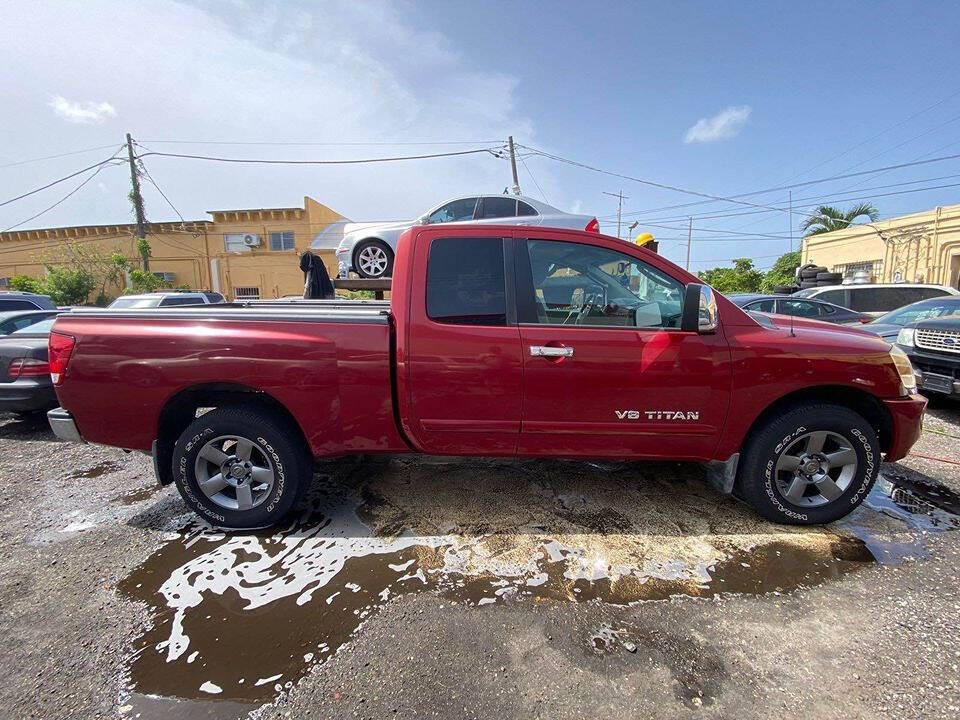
857,296,960,343
727,293,872,324
0,315,61,414
0,309,61,336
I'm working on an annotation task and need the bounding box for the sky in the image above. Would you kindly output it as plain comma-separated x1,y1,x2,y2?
3,0,960,271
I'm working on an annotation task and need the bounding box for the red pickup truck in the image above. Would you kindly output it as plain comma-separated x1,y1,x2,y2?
46,225,925,528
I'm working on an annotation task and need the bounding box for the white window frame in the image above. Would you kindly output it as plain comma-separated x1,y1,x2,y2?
269,231,295,251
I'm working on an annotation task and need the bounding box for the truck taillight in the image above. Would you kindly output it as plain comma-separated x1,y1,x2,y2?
48,331,76,386
8,358,50,380
585,217,600,233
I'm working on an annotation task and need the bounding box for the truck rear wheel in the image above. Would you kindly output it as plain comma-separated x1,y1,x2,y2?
737,404,880,525
171,406,311,528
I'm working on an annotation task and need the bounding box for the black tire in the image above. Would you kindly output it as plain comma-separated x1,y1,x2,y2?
772,284,799,295
736,403,881,525
800,266,827,279
353,239,394,279
816,272,842,282
171,406,311,528
799,280,818,289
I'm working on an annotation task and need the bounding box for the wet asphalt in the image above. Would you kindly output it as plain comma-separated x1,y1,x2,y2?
0,402,958,720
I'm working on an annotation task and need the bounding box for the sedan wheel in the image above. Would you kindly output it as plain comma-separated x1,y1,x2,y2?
354,241,393,278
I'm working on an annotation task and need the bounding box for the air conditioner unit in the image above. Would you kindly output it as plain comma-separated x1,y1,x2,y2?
242,234,262,247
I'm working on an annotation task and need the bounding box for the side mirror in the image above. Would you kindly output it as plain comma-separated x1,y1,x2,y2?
681,283,719,333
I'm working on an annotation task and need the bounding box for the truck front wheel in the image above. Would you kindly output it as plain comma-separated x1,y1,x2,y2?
171,407,311,528
737,404,881,525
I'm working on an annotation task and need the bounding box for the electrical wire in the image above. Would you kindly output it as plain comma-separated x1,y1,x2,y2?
140,139,503,147
0,144,123,171
136,156,187,227
3,159,124,232
518,154,548,204
0,152,126,208
134,145,506,166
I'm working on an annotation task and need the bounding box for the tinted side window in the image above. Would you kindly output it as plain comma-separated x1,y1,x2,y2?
780,299,820,318
203,292,225,303
426,238,506,326
159,296,203,306
815,289,847,306
747,299,776,313
479,197,516,219
0,299,38,310
426,198,478,224
517,201,538,217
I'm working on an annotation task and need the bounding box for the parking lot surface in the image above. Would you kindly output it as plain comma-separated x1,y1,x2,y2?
1,405,958,719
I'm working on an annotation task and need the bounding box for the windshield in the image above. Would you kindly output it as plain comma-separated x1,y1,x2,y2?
110,296,162,308
11,317,57,335
871,300,960,326
792,288,816,298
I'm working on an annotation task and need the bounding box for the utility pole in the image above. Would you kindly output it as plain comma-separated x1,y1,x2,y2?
507,136,521,195
685,216,693,271
126,132,149,270
788,190,794,253
603,189,628,239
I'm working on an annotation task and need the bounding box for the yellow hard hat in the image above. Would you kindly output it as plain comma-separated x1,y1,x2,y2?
635,232,655,246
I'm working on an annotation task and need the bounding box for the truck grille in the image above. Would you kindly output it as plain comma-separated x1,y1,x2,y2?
916,328,960,355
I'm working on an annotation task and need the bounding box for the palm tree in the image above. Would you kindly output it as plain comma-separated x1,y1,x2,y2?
801,203,879,236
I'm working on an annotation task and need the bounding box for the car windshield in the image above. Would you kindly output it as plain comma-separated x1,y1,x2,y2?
11,317,57,335
871,300,960,326
110,296,162,308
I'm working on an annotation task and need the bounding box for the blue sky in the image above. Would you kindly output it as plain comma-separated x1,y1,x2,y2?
3,0,960,272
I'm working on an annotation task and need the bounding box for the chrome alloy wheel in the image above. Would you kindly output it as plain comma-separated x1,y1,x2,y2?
357,244,389,277
774,430,859,508
194,435,275,511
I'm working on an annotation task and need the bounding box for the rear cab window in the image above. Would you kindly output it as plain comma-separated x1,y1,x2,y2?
426,237,507,325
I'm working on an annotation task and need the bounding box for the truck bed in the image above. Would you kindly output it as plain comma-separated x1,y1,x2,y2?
52,302,407,456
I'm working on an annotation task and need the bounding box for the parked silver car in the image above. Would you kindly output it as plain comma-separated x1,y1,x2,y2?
326,194,599,279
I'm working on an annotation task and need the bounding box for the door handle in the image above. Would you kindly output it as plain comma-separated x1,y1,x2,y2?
530,345,574,358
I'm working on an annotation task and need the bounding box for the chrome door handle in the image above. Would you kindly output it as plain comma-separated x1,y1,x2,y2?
530,345,573,358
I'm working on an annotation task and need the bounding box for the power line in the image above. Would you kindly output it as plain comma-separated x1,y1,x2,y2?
0,153,126,208
134,145,506,166
140,139,503,147
0,143,122,171
518,154,548,203
3,157,124,232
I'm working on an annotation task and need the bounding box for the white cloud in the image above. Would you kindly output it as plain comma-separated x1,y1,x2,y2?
48,95,117,124
684,105,751,144
1,0,537,229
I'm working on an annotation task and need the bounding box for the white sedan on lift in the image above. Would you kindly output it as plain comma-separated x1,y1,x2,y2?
318,194,600,279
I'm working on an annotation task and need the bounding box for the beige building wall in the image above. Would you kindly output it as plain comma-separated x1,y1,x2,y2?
0,196,344,301
801,203,960,289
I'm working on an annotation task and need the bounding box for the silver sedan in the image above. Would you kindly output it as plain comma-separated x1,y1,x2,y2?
315,194,599,279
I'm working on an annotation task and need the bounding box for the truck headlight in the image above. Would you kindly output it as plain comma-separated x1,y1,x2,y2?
889,344,917,394
896,327,915,347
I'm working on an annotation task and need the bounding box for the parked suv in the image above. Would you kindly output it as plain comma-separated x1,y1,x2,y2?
896,316,960,400
108,291,226,308
0,291,57,311
794,283,958,317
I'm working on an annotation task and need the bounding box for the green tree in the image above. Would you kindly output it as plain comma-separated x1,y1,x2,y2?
801,203,879,236
43,266,97,305
698,258,763,293
9,274,46,294
760,250,802,292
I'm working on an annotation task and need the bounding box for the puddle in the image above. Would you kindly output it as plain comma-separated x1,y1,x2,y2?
117,459,957,718
113,485,161,506
866,473,960,531
69,460,121,479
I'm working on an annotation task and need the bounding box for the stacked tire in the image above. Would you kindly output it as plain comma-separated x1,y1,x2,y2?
795,263,841,289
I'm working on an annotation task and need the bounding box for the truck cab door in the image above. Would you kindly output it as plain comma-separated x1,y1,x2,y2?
398,230,522,455
514,232,731,460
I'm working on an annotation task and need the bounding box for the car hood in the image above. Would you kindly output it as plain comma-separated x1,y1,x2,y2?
764,313,892,347
312,219,412,251
912,317,960,331
858,322,902,340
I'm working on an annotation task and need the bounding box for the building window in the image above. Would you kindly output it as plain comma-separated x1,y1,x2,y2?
0,277,9,287
269,231,295,251
834,259,882,283
234,286,260,301
224,233,260,252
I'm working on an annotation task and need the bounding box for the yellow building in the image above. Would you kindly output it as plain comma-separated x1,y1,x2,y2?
0,196,345,300
801,203,960,289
